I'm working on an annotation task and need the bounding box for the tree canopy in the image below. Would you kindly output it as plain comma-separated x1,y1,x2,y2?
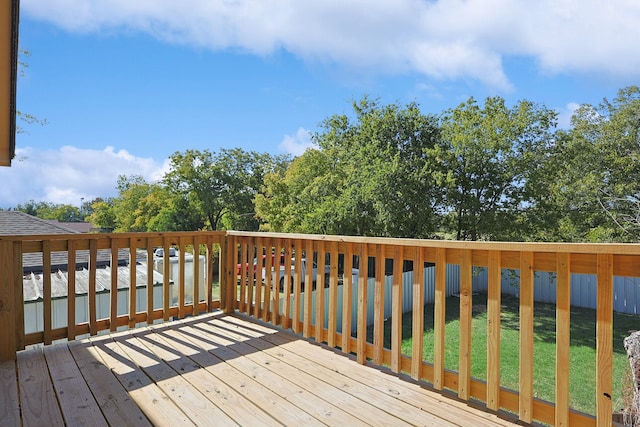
10,86,640,243
257,97,441,238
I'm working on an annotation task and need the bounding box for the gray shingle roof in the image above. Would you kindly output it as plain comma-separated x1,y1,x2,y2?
0,211,129,272
0,211,81,235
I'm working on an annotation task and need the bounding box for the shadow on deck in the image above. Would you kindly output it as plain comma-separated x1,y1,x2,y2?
1,312,520,426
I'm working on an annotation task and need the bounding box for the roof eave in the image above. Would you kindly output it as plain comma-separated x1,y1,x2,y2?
0,0,19,167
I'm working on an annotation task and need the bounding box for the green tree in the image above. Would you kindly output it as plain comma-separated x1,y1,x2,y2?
14,200,82,222
435,97,557,240
86,199,116,231
163,148,288,231
550,86,640,241
52,205,82,222
256,97,441,238
111,175,167,232
256,148,340,233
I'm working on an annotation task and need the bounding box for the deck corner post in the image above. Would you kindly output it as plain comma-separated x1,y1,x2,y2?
0,239,17,361
221,233,235,314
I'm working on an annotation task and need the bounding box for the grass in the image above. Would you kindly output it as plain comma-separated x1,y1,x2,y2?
367,293,636,415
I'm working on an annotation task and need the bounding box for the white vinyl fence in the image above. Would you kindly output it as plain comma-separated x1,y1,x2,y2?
281,264,639,333
472,267,640,315
284,265,462,333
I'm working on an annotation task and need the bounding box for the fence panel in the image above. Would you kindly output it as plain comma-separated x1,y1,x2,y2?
472,267,640,315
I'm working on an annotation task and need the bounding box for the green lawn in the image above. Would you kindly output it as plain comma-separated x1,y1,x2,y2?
367,294,637,415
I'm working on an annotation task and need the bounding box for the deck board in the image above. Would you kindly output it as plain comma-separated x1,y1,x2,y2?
17,348,65,426
67,340,153,427
89,334,196,426
8,311,519,427
0,360,20,426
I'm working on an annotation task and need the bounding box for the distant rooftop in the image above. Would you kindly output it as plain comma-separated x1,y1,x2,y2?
0,211,129,273
44,220,95,234
0,211,81,235
23,264,166,302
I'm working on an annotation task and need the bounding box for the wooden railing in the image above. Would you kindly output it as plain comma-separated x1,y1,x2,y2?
1,230,637,426
0,231,226,360
227,231,640,427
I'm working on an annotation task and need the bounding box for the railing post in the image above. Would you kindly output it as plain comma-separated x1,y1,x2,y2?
0,239,17,361
13,241,24,351
221,233,235,314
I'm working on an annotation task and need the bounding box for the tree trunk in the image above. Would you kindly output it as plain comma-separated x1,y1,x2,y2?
624,331,640,425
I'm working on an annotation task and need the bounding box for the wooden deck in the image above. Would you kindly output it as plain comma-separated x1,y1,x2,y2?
0,312,519,427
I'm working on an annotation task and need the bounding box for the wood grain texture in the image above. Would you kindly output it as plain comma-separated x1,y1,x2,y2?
487,250,501,411
0,360,20,426
17,348,64,426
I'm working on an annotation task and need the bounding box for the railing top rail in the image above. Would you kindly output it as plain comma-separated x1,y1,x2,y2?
0,230,227,243
227,231,640,255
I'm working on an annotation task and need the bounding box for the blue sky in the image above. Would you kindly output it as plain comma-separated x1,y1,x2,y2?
3,0,640,209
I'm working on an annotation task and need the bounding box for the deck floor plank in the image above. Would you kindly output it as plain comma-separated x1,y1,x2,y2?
215,316,459,427
173,322,330,427
110,333,239,427
17,348,65,426
196,316,432,426
88,335,197,427
11,311,518,427
222,314,519,427
67,340,153,427
0,360,20,427
131,327,282,427
43,344,109,427
266,325,518,427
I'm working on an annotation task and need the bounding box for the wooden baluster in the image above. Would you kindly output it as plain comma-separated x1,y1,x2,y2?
238,237,247,314
555,252,570,426
282,239,292,328
327,240,339,348
292,239,303,333
88,238,97,335
356,242,369,365
262,238,272,323
487,250,502,411
67,239,76,341
303,239,313,338
411,247,425,380
458,248,472,400
162,237,171,322
433,247,446,390
43,240,52,345
596,253,613,427
128,237,137,329
247,238,255,316
271,239,281,326
519,251,534,423
254,237,264,319
315,241,325,343
146,238,154,324
192,235,200,315
373,244,385,365
178,236,185,319
341,242,354,354
391,245,404,373
110,238,119,332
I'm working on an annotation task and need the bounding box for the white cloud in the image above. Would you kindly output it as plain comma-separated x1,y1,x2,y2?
0,145,165,208
279,128,316,157
21,0,640,90
556,102,581,129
